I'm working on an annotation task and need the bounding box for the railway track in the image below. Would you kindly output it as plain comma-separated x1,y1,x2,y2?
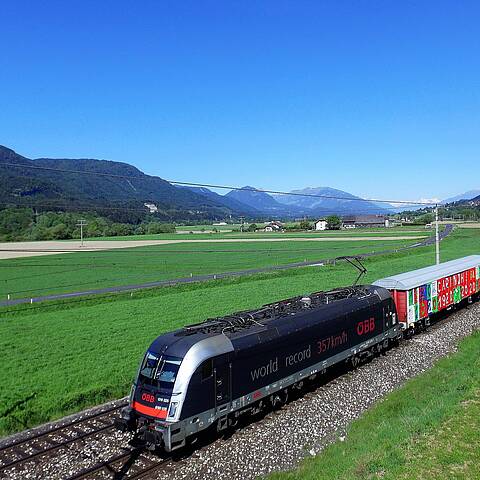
0,402,127,475
66,448,170,480
0,398,174,480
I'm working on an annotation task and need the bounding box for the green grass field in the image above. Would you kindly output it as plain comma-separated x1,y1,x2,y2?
269,330,480,480
82,227,428,241
0,237,418,299
0,227,477,437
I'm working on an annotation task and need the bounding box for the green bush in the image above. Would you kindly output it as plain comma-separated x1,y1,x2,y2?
326,215,342,230
145,222,175,234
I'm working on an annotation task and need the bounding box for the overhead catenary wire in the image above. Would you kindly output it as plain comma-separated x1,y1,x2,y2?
0,225,450,304
0,161,443,278
0,199,421,214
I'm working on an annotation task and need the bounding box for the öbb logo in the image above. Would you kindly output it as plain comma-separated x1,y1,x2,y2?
357,318,375,336
141,393,155,403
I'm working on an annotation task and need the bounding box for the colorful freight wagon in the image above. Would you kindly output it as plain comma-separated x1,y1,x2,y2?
373,255,480,330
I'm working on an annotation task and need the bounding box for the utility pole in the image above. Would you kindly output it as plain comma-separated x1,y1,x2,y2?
435,204,440,265
33,208,40,224
239,216,245,232
77,219,87,247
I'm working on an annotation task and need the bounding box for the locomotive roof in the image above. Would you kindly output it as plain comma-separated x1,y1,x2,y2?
373,255,480,291
148,285,391,358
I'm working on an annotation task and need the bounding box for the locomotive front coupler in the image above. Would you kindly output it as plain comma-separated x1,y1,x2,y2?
114,405,137,433
128,423,163,451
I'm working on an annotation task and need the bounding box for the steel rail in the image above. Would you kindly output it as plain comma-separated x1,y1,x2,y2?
0,401,127,472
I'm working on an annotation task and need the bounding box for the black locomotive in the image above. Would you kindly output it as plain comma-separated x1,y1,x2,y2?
116,284,401,451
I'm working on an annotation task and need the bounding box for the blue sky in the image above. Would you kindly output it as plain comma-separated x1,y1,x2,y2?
1,1,479,201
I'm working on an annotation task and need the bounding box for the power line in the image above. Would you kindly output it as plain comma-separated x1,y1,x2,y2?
169,181,435,206
0,199,411,214
0,162,437,206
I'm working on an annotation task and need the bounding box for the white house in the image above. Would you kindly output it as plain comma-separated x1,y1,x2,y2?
144,203,158,213
315,219,327,231
264,221,284,232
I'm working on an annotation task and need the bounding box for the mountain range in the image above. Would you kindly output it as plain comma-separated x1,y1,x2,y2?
273,187,389,215
442,190,480,204
1,145,476,220
0,145,244,221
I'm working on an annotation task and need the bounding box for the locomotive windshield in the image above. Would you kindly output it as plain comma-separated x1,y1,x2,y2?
139,352,159,380
138,352,181,388
156,358,181,383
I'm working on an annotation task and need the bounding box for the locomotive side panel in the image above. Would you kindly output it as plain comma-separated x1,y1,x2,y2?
179,358,216,419
230,296,389,400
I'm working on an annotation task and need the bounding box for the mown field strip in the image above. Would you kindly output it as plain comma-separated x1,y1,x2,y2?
0,235,428,260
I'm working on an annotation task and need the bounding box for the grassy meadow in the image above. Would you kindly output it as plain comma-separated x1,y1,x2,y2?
0,236,419,300
0,227,477,437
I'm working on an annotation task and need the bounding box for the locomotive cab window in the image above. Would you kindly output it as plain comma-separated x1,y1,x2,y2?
156,356,182,387
139,352,160,385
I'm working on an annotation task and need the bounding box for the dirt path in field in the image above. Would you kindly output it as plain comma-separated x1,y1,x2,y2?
0,236,427,260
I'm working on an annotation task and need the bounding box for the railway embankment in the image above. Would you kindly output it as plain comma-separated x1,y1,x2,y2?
1,299,479,480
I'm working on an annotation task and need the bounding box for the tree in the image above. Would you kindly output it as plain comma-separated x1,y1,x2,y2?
0,208,33,239
107,223,134,236
326,215,342,230
417,213,434,225
49,223,71,240
299,220,311,231
146,222,176,234
247,223,258,232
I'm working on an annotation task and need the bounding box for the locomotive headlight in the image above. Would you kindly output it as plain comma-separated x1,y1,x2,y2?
169,402,178,417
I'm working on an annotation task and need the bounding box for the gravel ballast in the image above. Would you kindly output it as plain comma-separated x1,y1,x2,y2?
2,301,479,480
